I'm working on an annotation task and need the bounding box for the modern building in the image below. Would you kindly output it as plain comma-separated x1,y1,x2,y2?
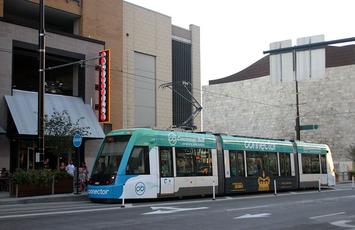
0,0,200,173
203,45,355,176
123,2,200,130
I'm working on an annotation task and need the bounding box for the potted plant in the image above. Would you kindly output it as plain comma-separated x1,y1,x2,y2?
11,169,52,197
53,170,73,194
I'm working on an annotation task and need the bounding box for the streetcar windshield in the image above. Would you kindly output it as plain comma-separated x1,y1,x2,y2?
90,135,131,185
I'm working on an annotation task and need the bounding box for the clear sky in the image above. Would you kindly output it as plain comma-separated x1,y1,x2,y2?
125,0,355,86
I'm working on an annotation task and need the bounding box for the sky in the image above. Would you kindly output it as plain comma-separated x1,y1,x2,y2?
125,0,355,86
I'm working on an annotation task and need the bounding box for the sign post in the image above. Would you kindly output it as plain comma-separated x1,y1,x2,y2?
73,133,82,194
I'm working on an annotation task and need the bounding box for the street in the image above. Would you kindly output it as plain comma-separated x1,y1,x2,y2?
0,184,354,230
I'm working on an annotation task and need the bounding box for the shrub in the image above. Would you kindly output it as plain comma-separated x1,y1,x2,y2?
53,170,72,179
13,169,53,185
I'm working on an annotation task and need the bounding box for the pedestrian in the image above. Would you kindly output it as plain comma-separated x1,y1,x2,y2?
81,162,89,191
78,166,86,191
59,162,66,172
65,160,75,176
43,158,50,169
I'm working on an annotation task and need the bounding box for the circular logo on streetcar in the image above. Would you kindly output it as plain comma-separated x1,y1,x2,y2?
135,182,146,196
168,132,178,146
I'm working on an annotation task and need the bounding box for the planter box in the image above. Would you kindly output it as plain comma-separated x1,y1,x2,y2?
54,177,73,194
10,177,73,197
11,183,51,197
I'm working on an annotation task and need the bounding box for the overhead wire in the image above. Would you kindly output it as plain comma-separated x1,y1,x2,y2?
118,69,292,109
3,47,355,114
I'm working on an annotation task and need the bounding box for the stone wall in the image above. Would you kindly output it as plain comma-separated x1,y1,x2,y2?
203,65,355,170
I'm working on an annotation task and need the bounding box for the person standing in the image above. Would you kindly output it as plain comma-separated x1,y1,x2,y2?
78,162,89,191
65,160,75,176
43,158,50,169
59,162,66,172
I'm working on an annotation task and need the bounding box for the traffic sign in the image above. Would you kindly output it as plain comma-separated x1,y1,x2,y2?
73,133,82,148
300,124,319,130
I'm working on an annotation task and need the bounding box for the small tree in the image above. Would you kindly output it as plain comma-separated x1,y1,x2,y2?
349,145,355,169
348,145,355,178
44,109,91,156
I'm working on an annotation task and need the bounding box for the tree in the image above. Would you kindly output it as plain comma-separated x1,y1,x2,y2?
348,145,355,162
44,109,91,156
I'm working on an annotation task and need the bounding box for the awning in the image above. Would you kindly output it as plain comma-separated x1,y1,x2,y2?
5,90,105,138
0,126,5,134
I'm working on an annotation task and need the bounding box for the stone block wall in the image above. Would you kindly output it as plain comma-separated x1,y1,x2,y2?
203,65,355,170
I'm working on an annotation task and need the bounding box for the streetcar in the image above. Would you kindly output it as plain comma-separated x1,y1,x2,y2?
87,128,335,200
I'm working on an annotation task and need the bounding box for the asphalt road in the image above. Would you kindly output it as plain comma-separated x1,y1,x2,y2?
1,184,354,230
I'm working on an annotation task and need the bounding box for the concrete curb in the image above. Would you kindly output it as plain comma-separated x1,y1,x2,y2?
0,193,89,205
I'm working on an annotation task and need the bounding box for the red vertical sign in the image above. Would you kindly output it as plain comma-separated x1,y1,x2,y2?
98,49,110,123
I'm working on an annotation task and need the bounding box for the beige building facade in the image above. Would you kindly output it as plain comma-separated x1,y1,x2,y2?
123,2,201,130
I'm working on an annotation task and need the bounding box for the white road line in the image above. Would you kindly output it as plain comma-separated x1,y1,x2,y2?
309,212,346,219
331,220,355,228
227,205,270,212
0,204,132,219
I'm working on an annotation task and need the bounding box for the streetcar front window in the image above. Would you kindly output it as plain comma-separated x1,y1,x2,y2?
90,135,131,185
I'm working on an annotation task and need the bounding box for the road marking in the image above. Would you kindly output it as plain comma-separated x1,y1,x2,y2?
310,212,346,220
227,205,270,212
0,204,133,219
235,213,271,219
330,220,355,228
143,206,208,215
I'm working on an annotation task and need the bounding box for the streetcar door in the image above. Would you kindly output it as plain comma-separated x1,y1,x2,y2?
159,147,174,195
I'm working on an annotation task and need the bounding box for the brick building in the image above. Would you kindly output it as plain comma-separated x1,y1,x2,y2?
0,0,200,173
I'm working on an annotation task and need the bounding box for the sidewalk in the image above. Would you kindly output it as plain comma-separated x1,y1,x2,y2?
0,182,353,206
0,191,89,205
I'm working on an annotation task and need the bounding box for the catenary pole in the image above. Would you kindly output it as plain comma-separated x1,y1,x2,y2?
38,0,45,159
264,36,355,141
293,50,301,141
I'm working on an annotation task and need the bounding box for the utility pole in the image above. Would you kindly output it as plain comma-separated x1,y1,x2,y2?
38,0,45,159
264,36,355,141
295,80,301,140
293,50,301,141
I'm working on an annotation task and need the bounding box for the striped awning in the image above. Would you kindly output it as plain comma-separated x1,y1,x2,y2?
5,90,105,138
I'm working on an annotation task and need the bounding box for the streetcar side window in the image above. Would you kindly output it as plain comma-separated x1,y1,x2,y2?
279,153,291,176
229,150,245,177
246,152,261,177
320,154,327,174
159,147,173,177
176,148,212,177
246,152,278,177
267,153,278,176
126,146,150,175
302,154,320,174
